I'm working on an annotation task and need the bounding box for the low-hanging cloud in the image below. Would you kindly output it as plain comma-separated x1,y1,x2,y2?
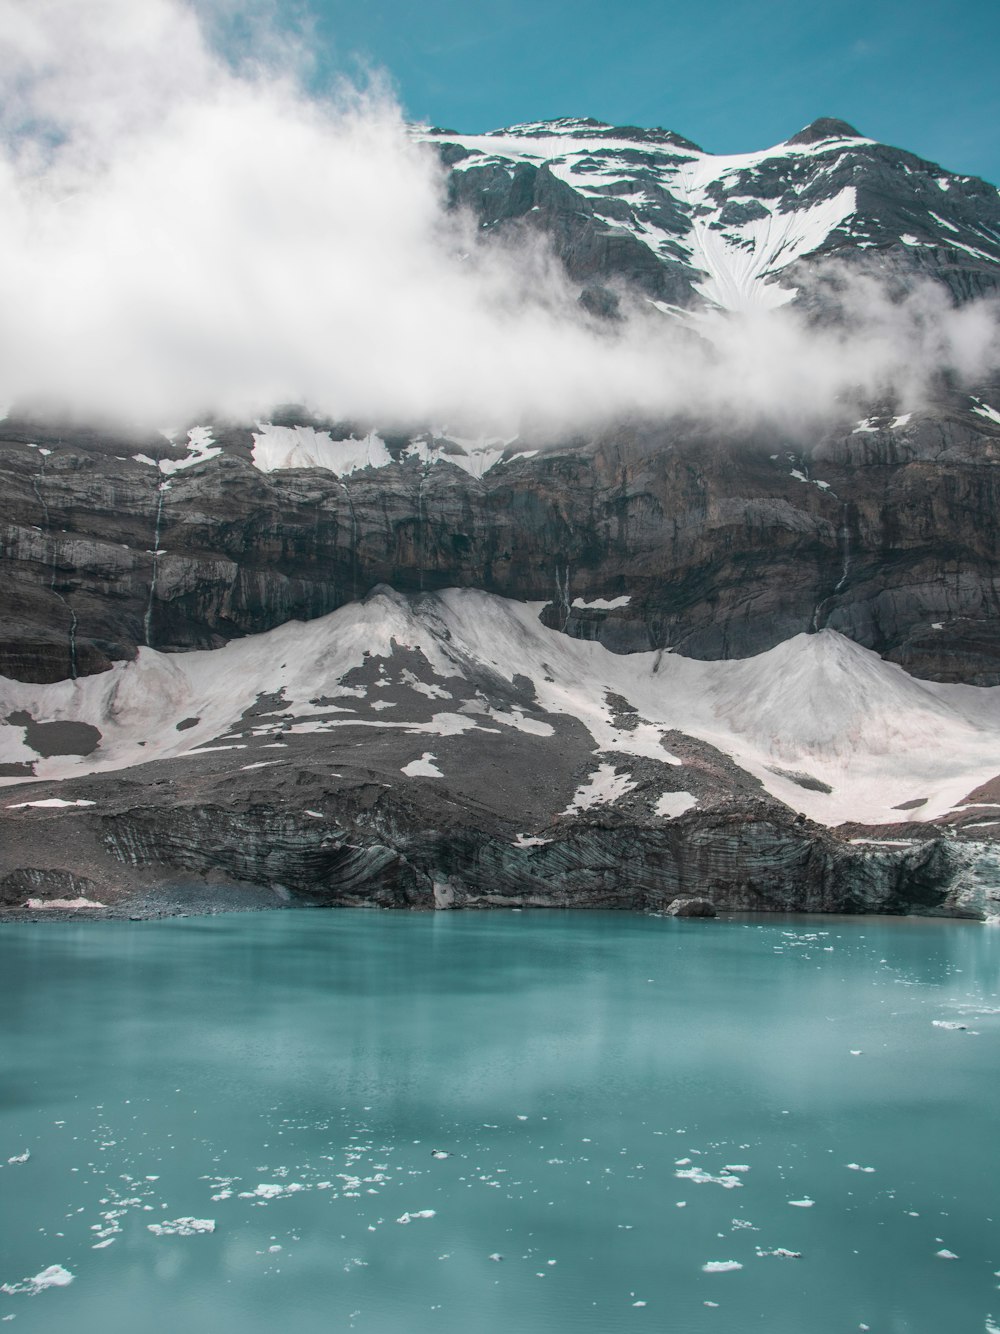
0,0,997,436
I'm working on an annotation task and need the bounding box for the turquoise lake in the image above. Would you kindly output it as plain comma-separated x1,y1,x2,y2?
1,910,997,1333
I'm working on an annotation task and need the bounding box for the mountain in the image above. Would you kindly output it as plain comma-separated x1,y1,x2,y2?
433,116,1000,311
2,117,1000,918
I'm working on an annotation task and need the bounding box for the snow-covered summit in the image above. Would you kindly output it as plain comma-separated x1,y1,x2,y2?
430,116,1000,312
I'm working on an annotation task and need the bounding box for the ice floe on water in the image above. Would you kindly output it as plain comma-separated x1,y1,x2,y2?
147,1217,215,1236
676,1166,744,1189
1,1264,73,1296
701,1260,743,1273
239,1183,306,1200
396,1209,436,1224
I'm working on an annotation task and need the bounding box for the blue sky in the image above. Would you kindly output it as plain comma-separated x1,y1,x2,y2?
279,0,1000,183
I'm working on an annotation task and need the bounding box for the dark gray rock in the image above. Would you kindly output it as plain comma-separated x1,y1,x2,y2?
0,867,101,905
5,390,1000,684
664,896,717,917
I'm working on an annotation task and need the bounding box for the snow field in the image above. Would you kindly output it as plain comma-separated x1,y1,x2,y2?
3,587,1000,826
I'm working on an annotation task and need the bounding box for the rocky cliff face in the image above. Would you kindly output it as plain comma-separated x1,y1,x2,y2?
4,385,1000,686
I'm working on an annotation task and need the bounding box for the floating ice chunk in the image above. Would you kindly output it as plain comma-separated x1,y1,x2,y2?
677,1167,744,1189
756,1247,801,1258
702,1260,742,1273
723,1165,750,1173
846,1163,876,1173
489,1253,503,1262
932,1020,967,1031
396,1210,436,1224
935,1248,959,1259
788,1198,814,1208
6,1152,29,1165
1,1264,74,1295
431,1151,450,1160
147,1218,215,1236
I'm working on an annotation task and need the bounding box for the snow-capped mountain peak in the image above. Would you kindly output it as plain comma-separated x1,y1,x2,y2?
430,116,1000,312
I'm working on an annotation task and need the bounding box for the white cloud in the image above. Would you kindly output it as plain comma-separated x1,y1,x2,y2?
0,0,996,435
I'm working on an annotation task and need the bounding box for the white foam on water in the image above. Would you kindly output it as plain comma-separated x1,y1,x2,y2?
676,1167,744,1190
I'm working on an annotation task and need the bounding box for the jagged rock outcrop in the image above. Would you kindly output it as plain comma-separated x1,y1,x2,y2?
0,769,972,919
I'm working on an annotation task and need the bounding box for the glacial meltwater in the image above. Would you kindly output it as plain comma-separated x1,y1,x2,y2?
1,911,997,1333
